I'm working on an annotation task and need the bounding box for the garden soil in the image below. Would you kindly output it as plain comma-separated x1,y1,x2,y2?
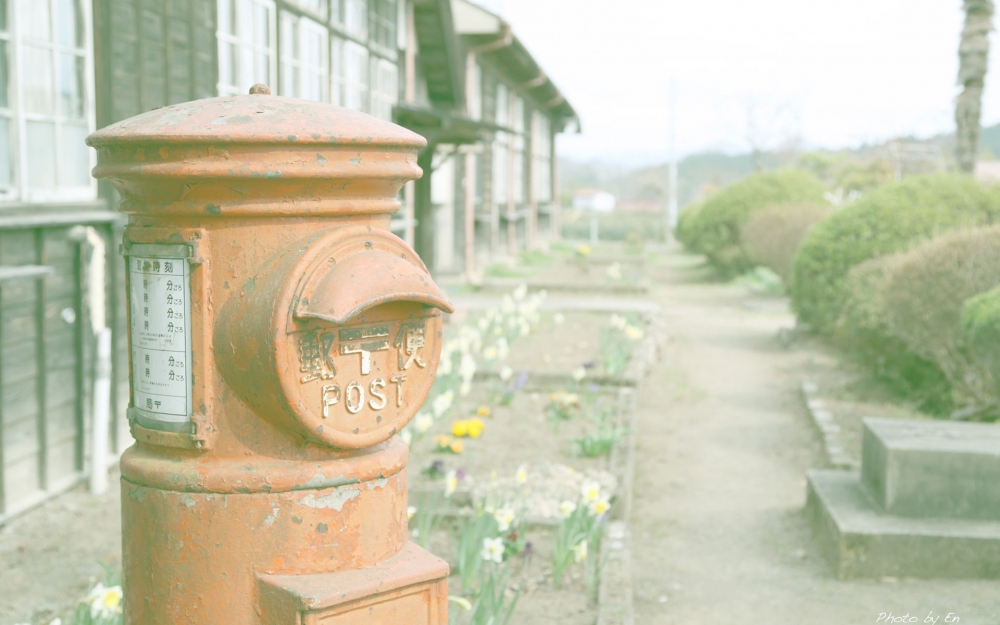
633,249,1000,624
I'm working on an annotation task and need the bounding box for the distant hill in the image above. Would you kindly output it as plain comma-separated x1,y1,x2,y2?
560,122,1000,210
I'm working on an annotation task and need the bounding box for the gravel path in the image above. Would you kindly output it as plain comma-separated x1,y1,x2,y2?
631,251,1000,624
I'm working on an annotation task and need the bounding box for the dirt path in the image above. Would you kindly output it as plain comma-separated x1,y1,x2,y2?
631,251,1000,624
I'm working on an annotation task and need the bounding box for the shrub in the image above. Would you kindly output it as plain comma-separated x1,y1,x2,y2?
837,255,952,414
676,169,826,276
790,173,1000,332
962,286,1000,409
675,201,704,251
882,226,1000,408
740,202,832,285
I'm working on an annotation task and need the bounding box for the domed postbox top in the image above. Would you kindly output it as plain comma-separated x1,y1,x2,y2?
87,91,427,217
88,93,426,149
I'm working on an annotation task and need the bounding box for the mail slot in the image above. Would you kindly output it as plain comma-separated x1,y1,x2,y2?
87,86,451,625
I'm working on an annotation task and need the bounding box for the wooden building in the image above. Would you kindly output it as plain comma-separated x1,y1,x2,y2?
0,0,576,522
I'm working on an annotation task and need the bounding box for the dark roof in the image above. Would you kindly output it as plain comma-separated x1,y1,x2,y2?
413,0,466,110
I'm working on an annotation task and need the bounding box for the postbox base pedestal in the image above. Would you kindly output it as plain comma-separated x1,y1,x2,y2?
258,542,449,624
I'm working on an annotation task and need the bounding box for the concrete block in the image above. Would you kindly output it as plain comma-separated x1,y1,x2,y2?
806,470,1000,579
861,418,1000,520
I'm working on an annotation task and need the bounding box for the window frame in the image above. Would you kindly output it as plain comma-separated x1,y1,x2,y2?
8,0,97,204
217,0,278,98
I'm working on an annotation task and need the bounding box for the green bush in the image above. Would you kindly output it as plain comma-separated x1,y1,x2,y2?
675,201,704,250
561,210,664,242
740,202,832,285
791,173,1000,332
882,226,1000,408
675,169,826,276
962,286,1000,408
837,255,952,414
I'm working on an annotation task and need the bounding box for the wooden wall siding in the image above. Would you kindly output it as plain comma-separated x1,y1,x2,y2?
97,0,218,127
0,226,110,519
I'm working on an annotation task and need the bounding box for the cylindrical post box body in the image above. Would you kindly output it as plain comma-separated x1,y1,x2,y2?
88,92,451,624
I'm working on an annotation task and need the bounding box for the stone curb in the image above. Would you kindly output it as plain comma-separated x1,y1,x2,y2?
800,378,859,471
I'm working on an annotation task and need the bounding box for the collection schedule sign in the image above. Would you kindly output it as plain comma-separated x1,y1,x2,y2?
129,252,193,425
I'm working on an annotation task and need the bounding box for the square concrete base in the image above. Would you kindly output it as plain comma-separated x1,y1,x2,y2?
806,470,1000,579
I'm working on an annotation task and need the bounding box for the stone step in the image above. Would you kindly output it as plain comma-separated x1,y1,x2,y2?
806,470,1000,579
861,417,1000,520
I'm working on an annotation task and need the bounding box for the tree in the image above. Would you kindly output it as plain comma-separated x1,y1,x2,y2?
956,0,995,174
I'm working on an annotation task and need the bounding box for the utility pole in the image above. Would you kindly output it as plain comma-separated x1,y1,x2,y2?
666,78,678,242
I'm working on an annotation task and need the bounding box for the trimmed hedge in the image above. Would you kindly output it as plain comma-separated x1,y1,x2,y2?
790,173,1000,332
675,202,704,251
740,202,832,285
962,286,1000,407
837,255,952,413
676,169,826,276
881,226,1000,408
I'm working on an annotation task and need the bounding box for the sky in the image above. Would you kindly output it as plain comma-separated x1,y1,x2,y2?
476,0,1000,166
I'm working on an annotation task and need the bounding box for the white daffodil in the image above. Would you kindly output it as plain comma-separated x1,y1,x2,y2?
478,316,490,331
605,262,623,281
581,480,601,502
445,470,458,498
407,506,417,520
609,314,627,330
493,507,515,532
513,283,528,301
481,536,505,563
559,500,577,518
588,498,611,516
449,596,472,610
516,464,528,484
400,430,413,445
496,337,509,360
571,539,588,563
87,583,123,620
459,353,477,383
572,366,586,382
459,382,472,396
519,321,530,337
432,390,454,418
624,325,645,340
483,345,499,360
501,295,515,314
415,413,433,433
554,312,565,325
499,366,514,382
437,351,454,375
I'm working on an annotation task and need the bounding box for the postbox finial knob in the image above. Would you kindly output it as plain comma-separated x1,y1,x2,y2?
249,83,271,95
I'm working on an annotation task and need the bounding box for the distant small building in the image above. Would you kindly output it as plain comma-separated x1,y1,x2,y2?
572,189,616,212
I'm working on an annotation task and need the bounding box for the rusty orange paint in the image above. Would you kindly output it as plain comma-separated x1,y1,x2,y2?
88,86,451,624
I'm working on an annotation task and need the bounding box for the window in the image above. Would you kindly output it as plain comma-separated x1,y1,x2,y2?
279,12,327,101
369,57,396,120
344,0,367,41
343,40,368,111
287,0,325,20
369,0,395,54
5,0,94,201
511,96,524,204
217,0,276,96
467,62,481,121
532,111,551,202
492,83,509,205
330,34,343,105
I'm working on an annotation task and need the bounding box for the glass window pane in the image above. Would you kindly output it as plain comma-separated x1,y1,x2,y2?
330,36,343,106
26,120,56,189
219,0,236,35
219,39,234,87
20,0,51,41
59,123,89,186
253,51,268,84
58,52,84,118
344,41,367,111
0,117,11,188
23,45,53,114
253,1,270,47
55,0,83,47
345,0,367,40
237,0,253,41
0,0,8,32
0,40,8,108
330,0,341,24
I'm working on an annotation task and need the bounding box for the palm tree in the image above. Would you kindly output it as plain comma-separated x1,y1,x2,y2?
956,0,994,174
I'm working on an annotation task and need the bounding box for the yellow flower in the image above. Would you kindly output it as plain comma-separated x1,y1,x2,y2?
435,434,453,448
589,498,610,516
452,421,470,437
559,500,577,518
476,405,492,417
467,418,485,438
576,244,591,256
407,506,417,520
516,464,528,484
445,470,458,497
624,325,645,340
572,539,588,562
581,480,601,502
449,439,464,454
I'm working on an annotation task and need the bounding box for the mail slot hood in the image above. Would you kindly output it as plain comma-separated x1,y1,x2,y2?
294,244,454,326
